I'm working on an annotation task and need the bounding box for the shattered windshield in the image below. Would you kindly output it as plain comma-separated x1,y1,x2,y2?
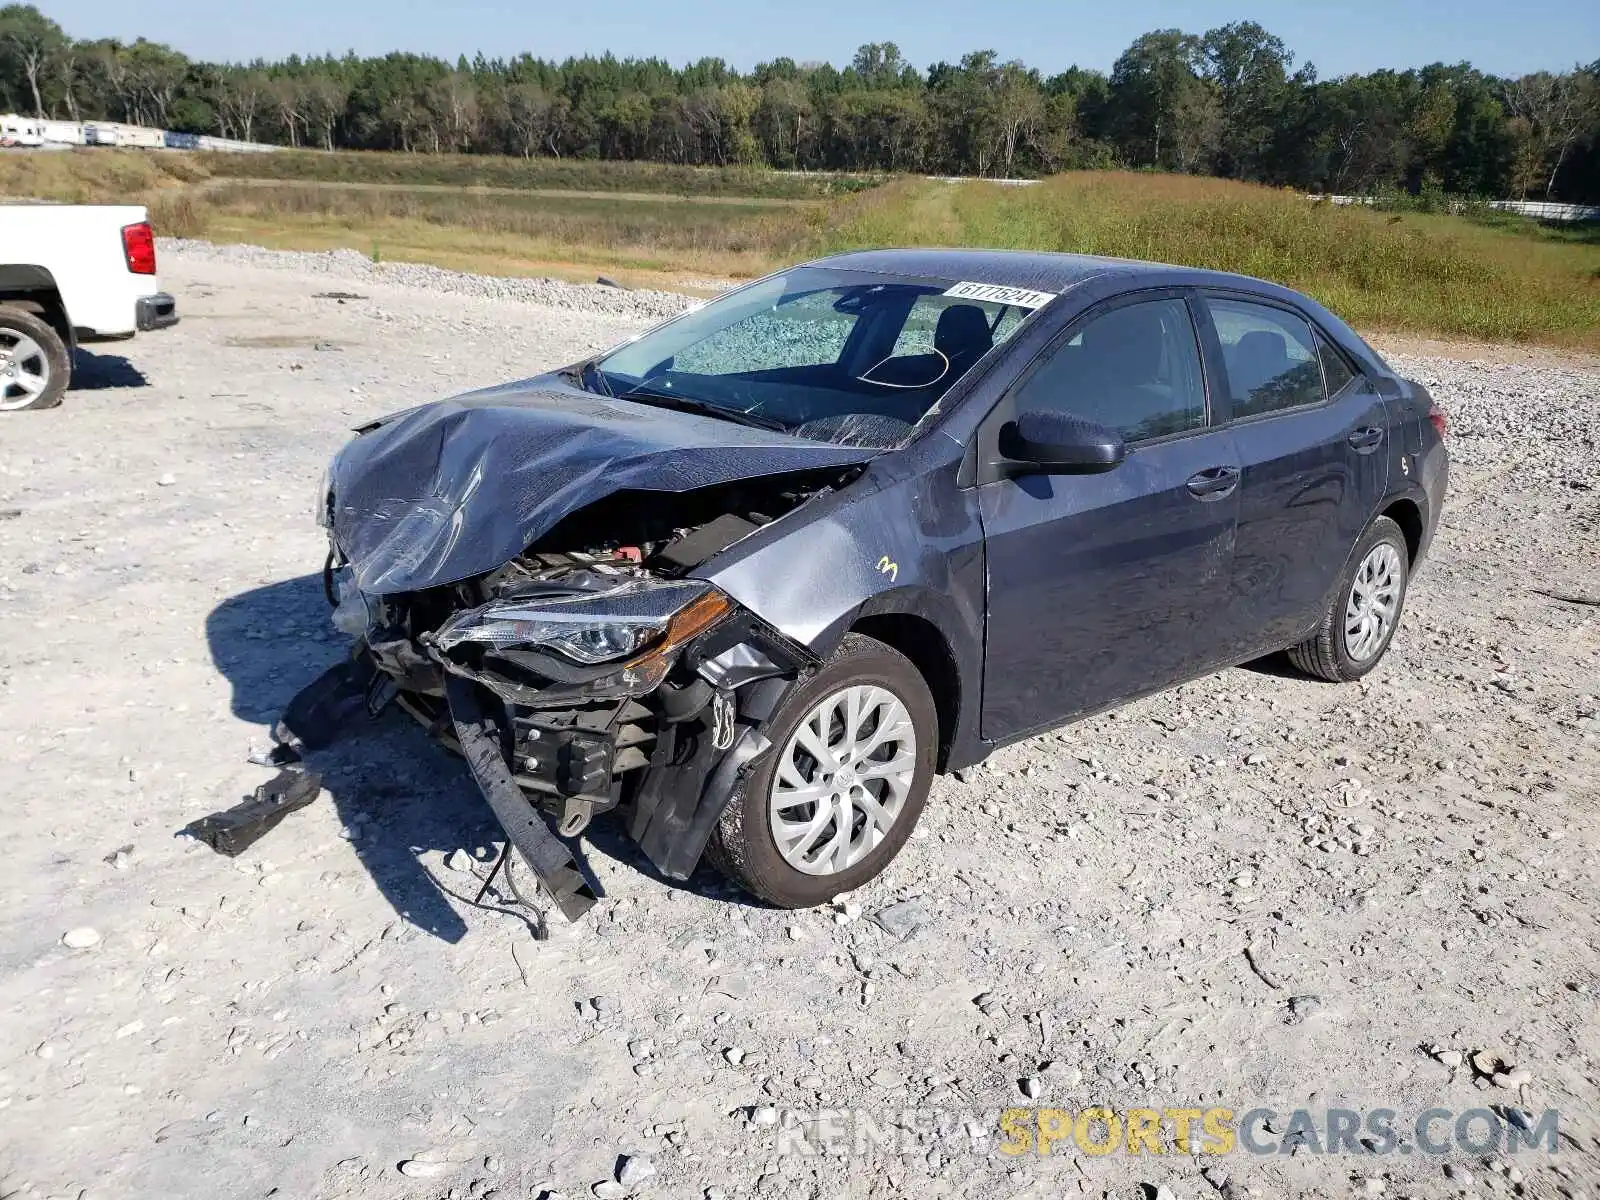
592,268,1044,447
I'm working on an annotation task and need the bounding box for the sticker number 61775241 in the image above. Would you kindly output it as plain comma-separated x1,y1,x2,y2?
942,281,1058,309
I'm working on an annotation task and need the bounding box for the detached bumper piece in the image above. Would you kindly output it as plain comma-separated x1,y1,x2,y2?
136,292,178,332
183,768,323,857
445,677,598,922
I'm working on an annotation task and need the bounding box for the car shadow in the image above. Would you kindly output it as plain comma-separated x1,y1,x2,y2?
206,574,491,942
71,348,150,390
580,816,764,911
204,574,755,940
1238,651,1307,680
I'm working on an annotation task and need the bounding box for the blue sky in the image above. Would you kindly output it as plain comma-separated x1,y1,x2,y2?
42,0,1600,79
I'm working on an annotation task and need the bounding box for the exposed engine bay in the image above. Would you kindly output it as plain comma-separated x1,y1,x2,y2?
282,466,860,921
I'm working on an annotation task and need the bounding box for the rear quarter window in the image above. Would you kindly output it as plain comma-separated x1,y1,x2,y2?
1316,331,1358,396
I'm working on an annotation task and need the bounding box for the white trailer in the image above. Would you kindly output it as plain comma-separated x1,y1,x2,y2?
120,125,166,149
39,120,87,146
0,115,46,147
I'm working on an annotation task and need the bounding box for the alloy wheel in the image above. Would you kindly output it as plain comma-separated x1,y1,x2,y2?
0,332,51,411
769,684,917,876
1344,541,1404,662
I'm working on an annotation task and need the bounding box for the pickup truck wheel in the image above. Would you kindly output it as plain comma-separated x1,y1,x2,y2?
1287,515,1410,682
0,306,69,411
708,633,937,908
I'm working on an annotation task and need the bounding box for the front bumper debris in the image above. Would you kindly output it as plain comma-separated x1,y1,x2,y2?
233,576,815,928
182,767,323,856
445,676,597,921
410,595,816,897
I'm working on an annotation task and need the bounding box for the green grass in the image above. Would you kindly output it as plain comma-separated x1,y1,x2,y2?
813,174,1600,349
148,180,805,286
0,147,209,202
199,150,882,200
190,181,788,245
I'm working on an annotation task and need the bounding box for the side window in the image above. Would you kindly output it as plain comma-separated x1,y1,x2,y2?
888,295,1028,357
1206,298,1325,418
1010,298,1206,442
1316,331,1358,396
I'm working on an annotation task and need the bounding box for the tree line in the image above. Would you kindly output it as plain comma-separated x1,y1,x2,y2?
2,4,1597,202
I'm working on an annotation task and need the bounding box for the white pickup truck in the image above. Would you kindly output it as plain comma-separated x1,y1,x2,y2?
0,204,177,411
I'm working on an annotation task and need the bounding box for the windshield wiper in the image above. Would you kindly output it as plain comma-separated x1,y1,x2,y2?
560,357,614,397
616,385,787,432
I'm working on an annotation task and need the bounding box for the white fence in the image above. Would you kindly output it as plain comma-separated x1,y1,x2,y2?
1485,198,1600,222
1315,193,1598,222
195,134,279,154
925,180,1598,220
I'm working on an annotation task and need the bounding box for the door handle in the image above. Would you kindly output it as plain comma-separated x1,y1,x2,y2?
1348,426,1384,453
1186,466,1240,500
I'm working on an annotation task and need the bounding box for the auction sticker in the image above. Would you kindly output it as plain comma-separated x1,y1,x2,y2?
943,281,1058,308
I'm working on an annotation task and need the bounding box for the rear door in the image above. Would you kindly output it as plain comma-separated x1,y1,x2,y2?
977,293,1242,740
1197,294,1389,660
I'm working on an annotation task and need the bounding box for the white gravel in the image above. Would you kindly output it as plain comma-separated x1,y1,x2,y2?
1,247,1597,1200
1392,353,1600,473
159,237,698,321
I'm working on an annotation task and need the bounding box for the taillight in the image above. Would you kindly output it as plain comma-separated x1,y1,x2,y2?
1427,400,1449,439
122,221,156,275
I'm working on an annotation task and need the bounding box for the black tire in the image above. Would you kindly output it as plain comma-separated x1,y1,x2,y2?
0,305,70,412
1288,515,1410,682
708,633,938,908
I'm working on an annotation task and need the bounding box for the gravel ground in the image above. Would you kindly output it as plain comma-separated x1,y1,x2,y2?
159,238,699,320
1,244,1597,1200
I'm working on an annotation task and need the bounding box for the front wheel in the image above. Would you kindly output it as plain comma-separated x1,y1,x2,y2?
707,633,937,908
0,306,70,412
1288,515,1410,682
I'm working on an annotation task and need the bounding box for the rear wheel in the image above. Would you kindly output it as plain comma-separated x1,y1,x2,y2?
708,633,937,908
0,306,69,412
1288,515,1409,682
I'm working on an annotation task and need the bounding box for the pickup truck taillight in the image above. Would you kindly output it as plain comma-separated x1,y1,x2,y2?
122,221,156,275
1427,400,1449,439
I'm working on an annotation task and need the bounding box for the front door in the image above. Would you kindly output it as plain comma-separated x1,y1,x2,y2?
978,295,1241,741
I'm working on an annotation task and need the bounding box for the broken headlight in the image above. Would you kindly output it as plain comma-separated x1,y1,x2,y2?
428,579,732,693
329,566,387,638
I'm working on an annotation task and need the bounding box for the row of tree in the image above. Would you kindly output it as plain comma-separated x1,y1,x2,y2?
2,4,1597,201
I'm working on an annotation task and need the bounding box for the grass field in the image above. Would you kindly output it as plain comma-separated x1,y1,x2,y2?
0,147,207,202
152,179,808,283
199,150,882,199
816,175,1600,349
3,150,1596,348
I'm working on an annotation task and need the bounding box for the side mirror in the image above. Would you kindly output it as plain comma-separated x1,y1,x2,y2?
999,409,1126,474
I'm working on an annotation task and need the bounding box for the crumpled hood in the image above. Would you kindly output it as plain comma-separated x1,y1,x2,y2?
329,377,880,595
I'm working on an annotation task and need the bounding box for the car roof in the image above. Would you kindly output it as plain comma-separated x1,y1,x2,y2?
810,247,1263,295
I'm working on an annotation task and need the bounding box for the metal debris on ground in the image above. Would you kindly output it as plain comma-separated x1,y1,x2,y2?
181,768,323,857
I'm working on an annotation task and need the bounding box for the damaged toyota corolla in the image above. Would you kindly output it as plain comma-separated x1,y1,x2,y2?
292,248,1447,920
